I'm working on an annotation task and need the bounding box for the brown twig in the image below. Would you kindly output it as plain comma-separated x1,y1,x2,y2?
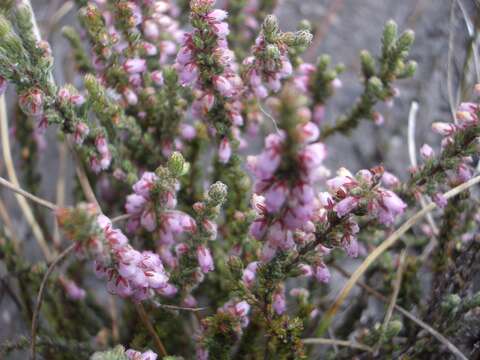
30,243,76,360
0,176,57,211
135,303,168,357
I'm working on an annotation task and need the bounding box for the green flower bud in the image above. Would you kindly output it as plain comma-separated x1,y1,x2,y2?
168,151,186,177
398,60,417,78
441,294,461,313
297,19,312,32
266,44,280,60
294,30,313,47
396,29,415,53
90,345,128,360
367,76,383,97
262,15,279,35
382,20,398,52
317,54,331,70
360,50,376,78
384,320,403,339
208,181,228,206
280,32,296,46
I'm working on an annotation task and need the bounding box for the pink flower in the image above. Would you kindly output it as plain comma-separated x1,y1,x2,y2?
264,182,288,213
133,172,158,198
334,196,358,217
124,58,147,73
143,20,159,39
377,190,406,225
180,124,197,140
314,264,330,283
432,122,456,136
299,143,327,170
208,9,228,21
344,237,359,258
381,171,400,188
420,144,434,159
234,300,250,316
60,278,86,301
218,137,232,163
432,193,447,208
125,194,147,215
197,245,214,273
18,88,44,117
151,70,164,86
126,349,158,360
140,208,157,231
213,75,234,97
123,88,138,105
74,122,89,145
179,63,199,85
273,291,286,315
297,122,320,143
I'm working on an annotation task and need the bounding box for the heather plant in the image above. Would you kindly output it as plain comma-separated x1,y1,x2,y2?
1,1,480,360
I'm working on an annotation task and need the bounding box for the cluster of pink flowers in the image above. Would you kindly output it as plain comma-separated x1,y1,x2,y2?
326,168,407,225
126,348,157,360
92,214,177,301
86,0,181,120
243,30,292,99
89,134,112,174
429,101,476,188
248,120,327,261
175,1,244,163
125,171,197,268
18,87,45,117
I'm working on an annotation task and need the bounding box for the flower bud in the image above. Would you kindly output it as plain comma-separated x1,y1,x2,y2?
420,144,434,159
167,151,186,177
262,15,279,35
208,181,228,205
18,88,44,117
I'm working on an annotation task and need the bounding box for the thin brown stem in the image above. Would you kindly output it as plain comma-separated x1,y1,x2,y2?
30,243,76,360
135,303,168,357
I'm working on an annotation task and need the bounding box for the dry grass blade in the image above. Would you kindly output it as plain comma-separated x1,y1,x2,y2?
0,176,57,211
303,338,373,353
317,175,480,359
0,95,53,261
